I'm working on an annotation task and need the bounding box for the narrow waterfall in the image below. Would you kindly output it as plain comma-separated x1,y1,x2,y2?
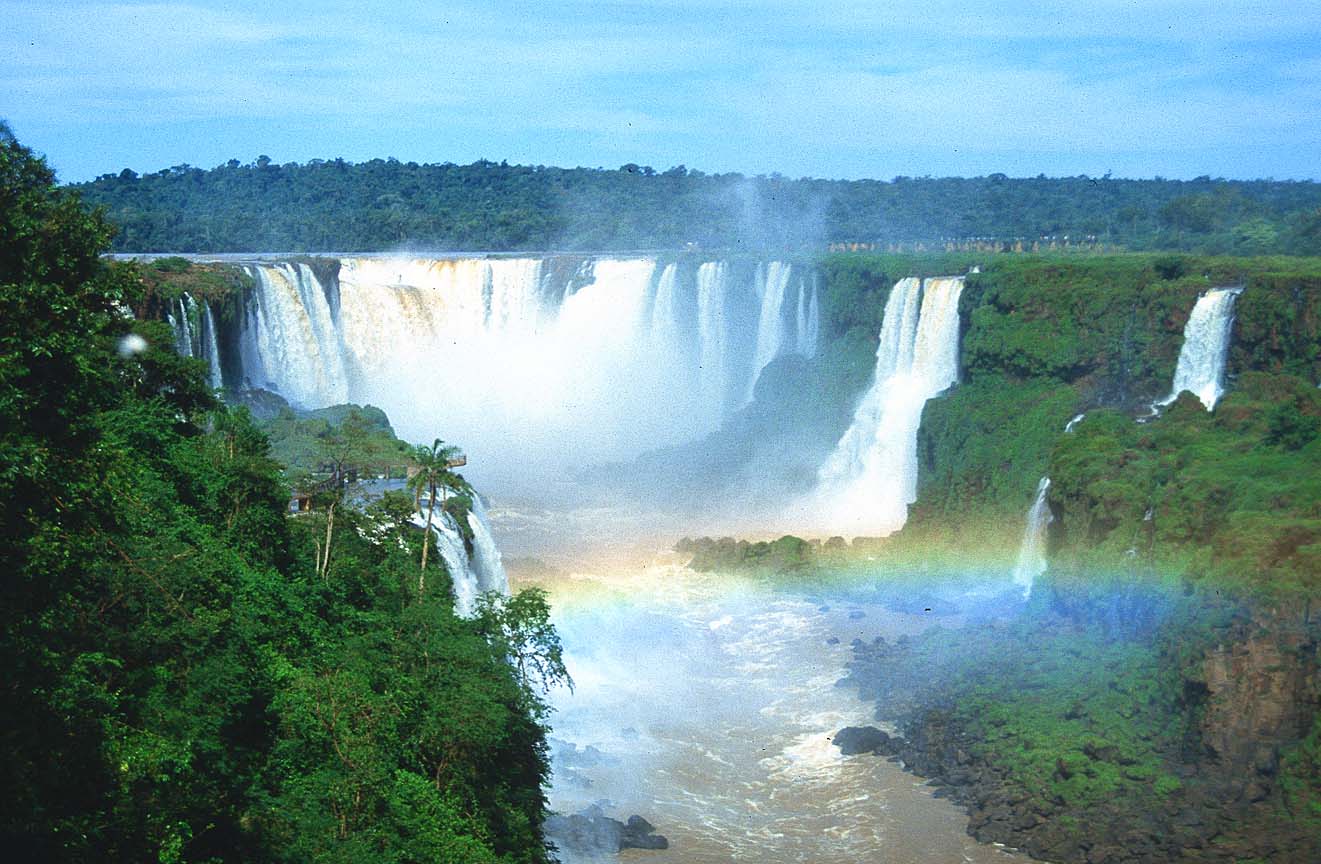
1012,477,1053,595
200,301,223,389
417,508,478,616
696,261,730,416
1065,413,1086,433
467,495,509,597
810,276,965,536
1159,286,1244,410
650,262,681,351
412,492,508,617
172,296,195,357
797,275,820,356
746,262,794,401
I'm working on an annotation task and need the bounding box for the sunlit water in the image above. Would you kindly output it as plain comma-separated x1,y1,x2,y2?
498,526,1026,863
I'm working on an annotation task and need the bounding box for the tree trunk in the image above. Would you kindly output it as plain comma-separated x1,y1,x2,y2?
319,500,336,580
420,485,435,596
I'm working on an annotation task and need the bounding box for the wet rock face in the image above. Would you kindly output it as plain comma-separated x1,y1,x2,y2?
1199,618,1321,780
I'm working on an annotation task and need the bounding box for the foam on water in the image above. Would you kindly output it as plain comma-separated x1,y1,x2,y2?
530,562,1026,863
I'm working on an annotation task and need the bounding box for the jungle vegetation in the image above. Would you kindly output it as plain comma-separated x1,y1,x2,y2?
71,155,1321,255
0,124,565,863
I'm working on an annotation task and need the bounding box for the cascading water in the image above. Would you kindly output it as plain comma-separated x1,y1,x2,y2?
239,263,350,405
172,296,195,357
649,262,682,353
412,490,509,617
200,301,223,389
807,276,965,536
230,255,818,492
1158,286,1244,411
746,262,795,402
696,261,731,416
467,495,509,598
796,275,820,356
1012,477,1052,595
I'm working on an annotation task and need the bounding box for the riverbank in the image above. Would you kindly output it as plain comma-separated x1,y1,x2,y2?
836,587,1321,864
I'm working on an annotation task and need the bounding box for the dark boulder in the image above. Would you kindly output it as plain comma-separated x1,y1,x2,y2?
833,725,893,755
545,805,669,856
622,815,669,850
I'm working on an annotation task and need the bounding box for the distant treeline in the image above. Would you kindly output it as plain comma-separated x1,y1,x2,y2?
72,156,1321,255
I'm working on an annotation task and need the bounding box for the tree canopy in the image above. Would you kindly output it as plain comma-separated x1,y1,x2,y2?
0,123,560,863
72,155,1321,255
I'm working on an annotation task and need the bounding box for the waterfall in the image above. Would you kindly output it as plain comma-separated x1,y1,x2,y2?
165,293,223,389
1012,477,1052,596
467,495,509,597
810,276,965,536
649,262,681,352
1158,287,1244,411
696,261,730,416
1065,413,1086,433
746,262,794,401
239,263,349,405
411,491,508,617
172,296,195,357
229,255,831,490
797,275,820,357
200,301,223,389
416,507,479,616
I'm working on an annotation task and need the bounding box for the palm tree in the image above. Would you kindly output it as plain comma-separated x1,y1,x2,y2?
405,438,464,595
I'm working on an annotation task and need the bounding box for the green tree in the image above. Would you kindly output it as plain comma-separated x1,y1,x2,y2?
406,438,466,592
476,588,572,715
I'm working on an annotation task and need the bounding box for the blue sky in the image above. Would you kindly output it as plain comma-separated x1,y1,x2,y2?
4,0,1320,182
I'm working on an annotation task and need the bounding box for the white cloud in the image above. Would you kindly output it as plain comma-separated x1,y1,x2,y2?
2,0,1318,179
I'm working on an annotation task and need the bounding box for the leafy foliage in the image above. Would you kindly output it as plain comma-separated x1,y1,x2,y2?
0,125,558,863
73,157,1321,254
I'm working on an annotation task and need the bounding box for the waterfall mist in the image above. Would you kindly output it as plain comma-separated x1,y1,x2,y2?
230,255,821,501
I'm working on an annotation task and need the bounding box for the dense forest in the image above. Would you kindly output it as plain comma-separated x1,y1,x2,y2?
0,126,566,861
72,156,1321,255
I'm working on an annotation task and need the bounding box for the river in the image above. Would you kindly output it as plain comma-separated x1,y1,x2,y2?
493,504,1025,863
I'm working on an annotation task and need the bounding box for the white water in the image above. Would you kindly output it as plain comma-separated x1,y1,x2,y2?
529,561,1025,864
166,294,224,389
412,489,509,616
796,275,820,356
805,277,965,537
1159,286,1243,410
173,296,194,358
229,256,818,491
200,301,223,389
746,262,795,402
696,261,730,417
239,263,349,406
1011,477,1052,596
650,262,682,354
1064,412,1086,433
467,495,509,598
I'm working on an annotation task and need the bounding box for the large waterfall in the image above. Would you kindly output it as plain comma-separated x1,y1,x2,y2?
229,255,819,490
806,276,965,537
1012,477,1052,596
1158,286,1243,411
